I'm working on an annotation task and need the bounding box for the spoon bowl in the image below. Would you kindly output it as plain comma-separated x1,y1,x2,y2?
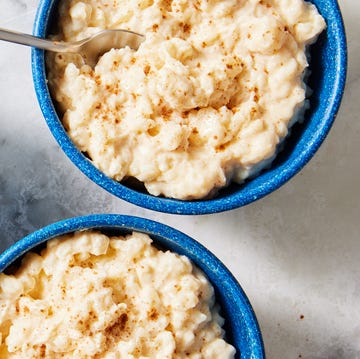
0,27,144,67
71,29,145,67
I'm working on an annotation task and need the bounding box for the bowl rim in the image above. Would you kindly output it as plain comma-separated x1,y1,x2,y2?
31,0,347,215
0,214,265,358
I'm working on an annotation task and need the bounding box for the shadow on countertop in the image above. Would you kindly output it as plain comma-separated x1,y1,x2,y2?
0,135,125,250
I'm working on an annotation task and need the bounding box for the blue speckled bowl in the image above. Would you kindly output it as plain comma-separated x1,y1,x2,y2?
0,214,264,358
32,0,347,215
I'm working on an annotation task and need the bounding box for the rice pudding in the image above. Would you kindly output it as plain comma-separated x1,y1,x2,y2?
0,231,235,357
47,0,325,199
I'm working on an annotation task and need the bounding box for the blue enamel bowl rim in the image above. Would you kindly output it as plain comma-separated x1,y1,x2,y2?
0,214,265,358
31,0,347,215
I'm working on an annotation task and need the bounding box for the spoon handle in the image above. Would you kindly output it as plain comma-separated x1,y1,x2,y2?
0,28,67,52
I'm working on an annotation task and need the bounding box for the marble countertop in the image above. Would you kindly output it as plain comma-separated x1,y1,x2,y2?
0,1,359,357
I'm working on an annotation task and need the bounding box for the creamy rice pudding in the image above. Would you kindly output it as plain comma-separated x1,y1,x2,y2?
47,0,325,199
0,231,235,358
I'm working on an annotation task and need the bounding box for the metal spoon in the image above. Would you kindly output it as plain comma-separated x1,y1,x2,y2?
0,27,144,67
